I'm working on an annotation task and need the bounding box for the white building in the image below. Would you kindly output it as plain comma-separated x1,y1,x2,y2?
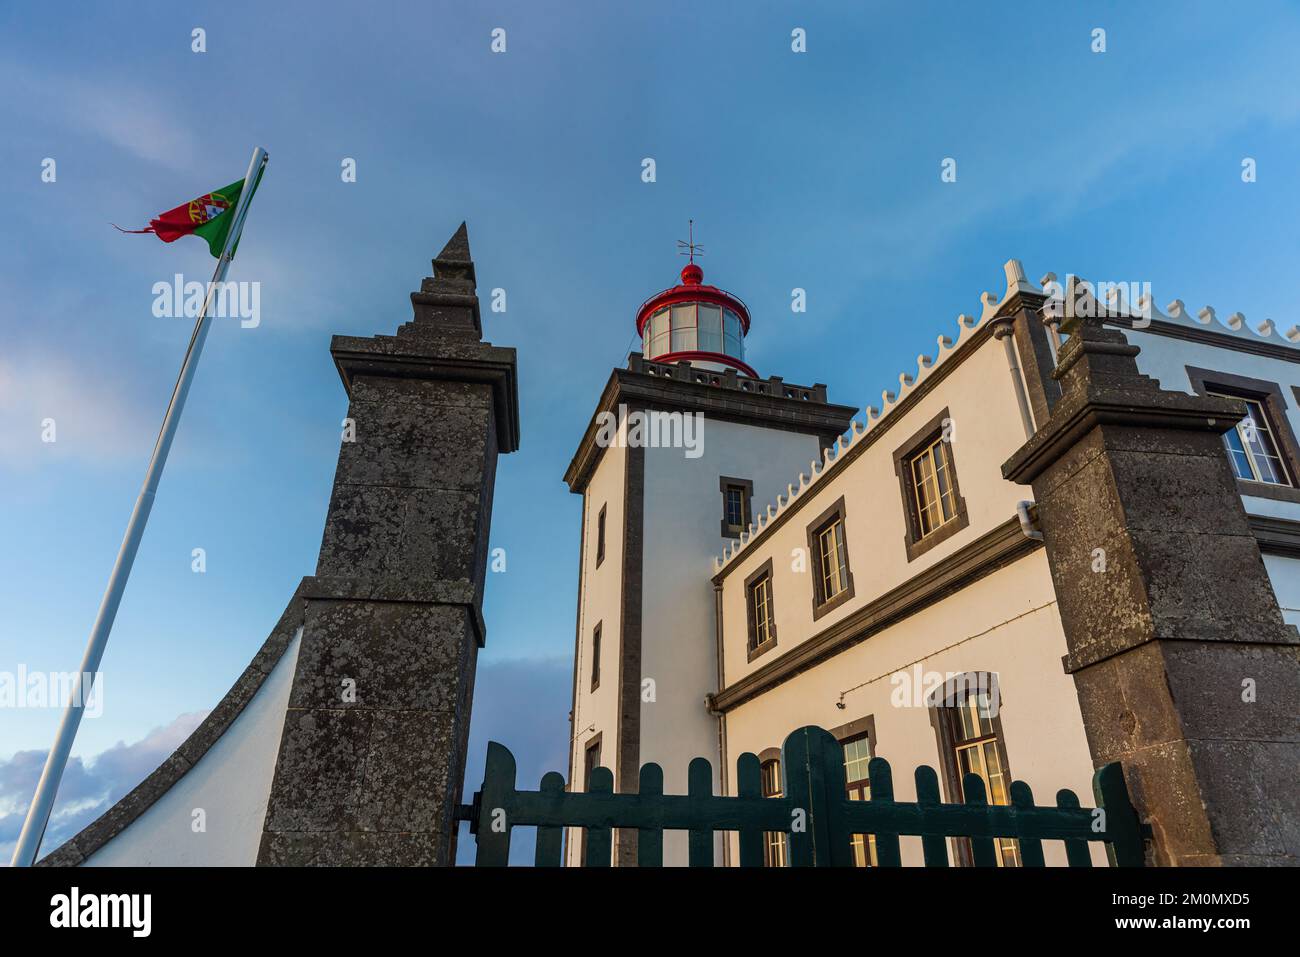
563,258,1300,866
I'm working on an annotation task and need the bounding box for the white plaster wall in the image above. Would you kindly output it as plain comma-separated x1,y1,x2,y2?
640,418,824,864
82,629,302,867
718,334,1033,687
565,440,627,866
723,554,1106,866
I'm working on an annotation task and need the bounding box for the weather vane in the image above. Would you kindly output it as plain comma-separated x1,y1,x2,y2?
677,219,704,264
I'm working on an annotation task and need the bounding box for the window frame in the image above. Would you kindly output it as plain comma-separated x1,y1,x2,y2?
926,673,1018,867
743,558,778,662
595,503,607,567
719,475,754,538
758,751,787,867
804,495,855,621
830,715,878,868
892,407,969,562
590,621,601,692
1185,366,1300,504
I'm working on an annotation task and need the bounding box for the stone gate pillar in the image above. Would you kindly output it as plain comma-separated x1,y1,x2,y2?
1002,311,1300,865
257,224,519,866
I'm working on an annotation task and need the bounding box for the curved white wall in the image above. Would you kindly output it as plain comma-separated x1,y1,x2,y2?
82,630,301,867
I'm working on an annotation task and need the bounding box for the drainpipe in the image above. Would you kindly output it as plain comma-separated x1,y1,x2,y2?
993,318,1036,439
1016,500,1043,541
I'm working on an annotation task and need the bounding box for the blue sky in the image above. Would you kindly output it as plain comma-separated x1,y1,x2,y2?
3,1,1300,861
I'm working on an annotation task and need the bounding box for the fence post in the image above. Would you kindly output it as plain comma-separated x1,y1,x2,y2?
585,766,614,867
534,772,565,867
638,764,664,867
735,752,765,867
866,757,902,866
475,741,516,867
961,773,997,867
1009,780,1046,867
687,758,714,867
1056,789,1092,867
1093,762,1146,867
913,766,949,867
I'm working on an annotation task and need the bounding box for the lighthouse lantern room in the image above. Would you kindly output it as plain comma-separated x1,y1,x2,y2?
635,225,756,377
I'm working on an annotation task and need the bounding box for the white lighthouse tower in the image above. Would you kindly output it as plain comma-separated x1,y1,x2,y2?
563,238,857,865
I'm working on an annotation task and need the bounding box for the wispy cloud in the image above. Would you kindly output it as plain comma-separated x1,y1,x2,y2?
0,57,200,170
0,710,208,864
0,351,158,468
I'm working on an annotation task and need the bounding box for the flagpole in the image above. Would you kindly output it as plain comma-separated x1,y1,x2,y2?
10,146,269,868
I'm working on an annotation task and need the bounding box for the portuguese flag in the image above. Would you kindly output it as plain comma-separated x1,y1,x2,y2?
113,172,262,258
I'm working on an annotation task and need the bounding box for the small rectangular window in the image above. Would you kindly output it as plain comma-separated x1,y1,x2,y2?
1208,391,1293,486
910,436,958,537
725,485,746,531
590,623,601,692
719,477,753,538
893,408,969,562
748,574,774,650
806,496,854,617
595,504,607,567
816,518,848,601
584,739,602,787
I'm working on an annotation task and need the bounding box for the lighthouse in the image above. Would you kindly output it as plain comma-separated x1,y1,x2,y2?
563,237,858,865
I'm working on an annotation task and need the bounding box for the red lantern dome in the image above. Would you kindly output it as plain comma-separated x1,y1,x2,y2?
635,261,756,377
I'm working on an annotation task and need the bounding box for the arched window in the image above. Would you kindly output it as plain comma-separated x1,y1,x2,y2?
927,672,1020,867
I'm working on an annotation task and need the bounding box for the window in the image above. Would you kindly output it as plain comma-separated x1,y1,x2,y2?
648,308,670,358
929,675,1019,867
584,737,602,786
911,436,958,537
893,408,969,562
725,486,746,529
723,310,743,357
595,504,607,567
842,734,878,867
1214,393,1290,484
743,559,777,660
670,303,696,352
805,496,854,619
590,623,601,692
831,716,878,867
1186,367,1300,504
817,517,848,599
719,476,753,537
760,757,787,867
698,304,723,353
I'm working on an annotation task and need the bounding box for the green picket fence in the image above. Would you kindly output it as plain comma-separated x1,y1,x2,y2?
467,725,1146,867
